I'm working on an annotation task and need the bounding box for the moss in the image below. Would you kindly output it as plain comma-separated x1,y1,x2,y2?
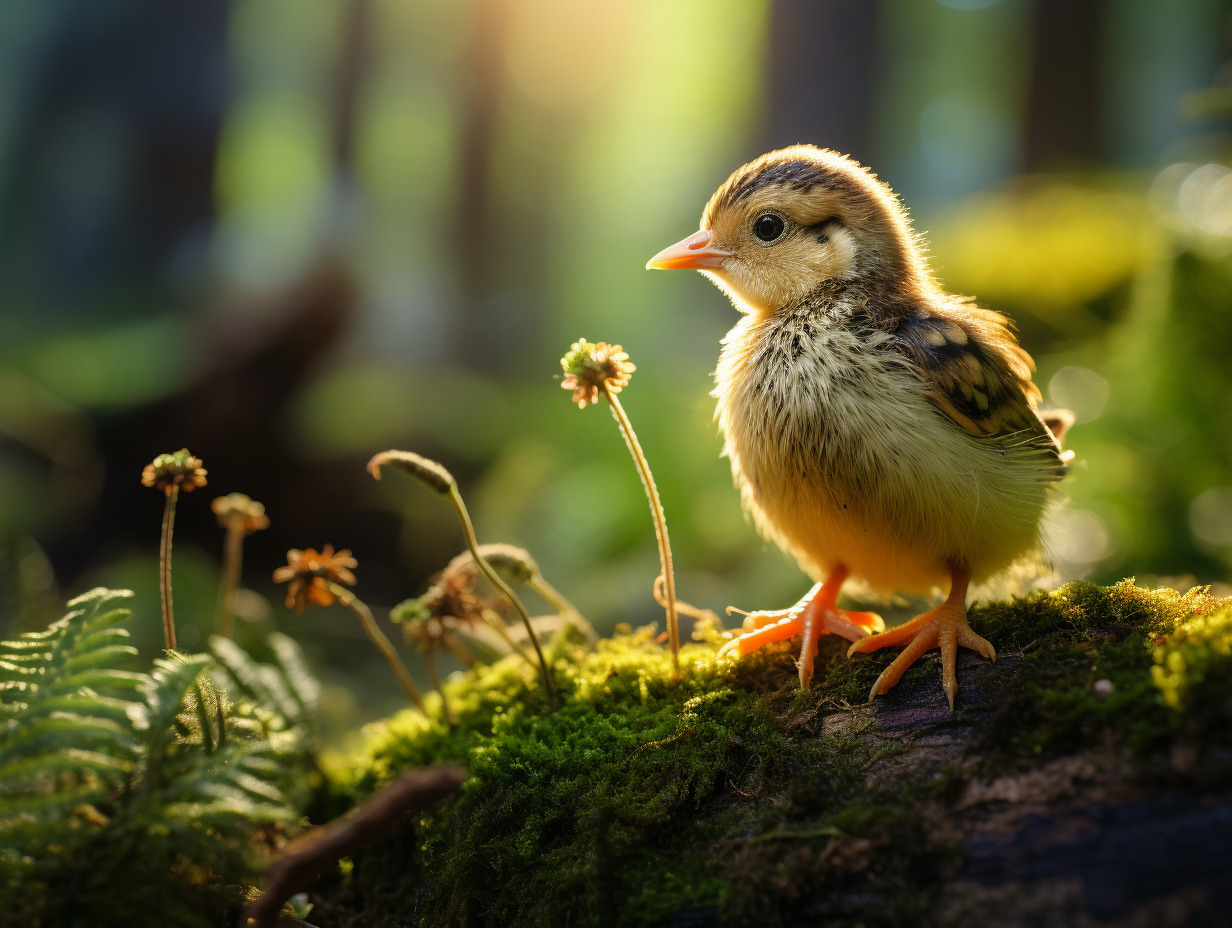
971,581,1231,766
331,580,1231,927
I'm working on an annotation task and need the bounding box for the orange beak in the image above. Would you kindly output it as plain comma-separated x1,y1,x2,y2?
645,229,731,271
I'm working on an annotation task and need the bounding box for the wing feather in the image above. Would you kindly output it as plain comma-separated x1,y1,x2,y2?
890,303,1070,478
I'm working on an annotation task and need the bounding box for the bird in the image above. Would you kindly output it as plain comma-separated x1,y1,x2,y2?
646,145,1073,711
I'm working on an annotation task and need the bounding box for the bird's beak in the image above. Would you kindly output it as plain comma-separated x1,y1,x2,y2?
645,229,731,271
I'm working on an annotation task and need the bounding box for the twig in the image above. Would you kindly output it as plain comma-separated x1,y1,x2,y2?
243,765,467,928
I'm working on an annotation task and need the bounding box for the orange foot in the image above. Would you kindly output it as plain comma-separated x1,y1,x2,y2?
718,565,883,689
846,566,995,712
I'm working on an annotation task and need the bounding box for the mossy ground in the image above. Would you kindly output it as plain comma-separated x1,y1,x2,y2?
322,581,1232,928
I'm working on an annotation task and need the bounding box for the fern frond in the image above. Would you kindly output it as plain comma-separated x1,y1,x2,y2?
2,589,321,928
268,631,321,717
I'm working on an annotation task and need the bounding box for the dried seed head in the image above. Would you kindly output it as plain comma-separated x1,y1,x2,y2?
391,597,447,652
273,544,358,612
367,450,455,494
141,449,207,496
445,543,539,585
211,493,270,535
559,339,635,409
391,565,500,649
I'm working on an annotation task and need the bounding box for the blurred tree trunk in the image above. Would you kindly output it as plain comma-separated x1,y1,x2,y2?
763,0,881,163
1023,0,1106,170
451,0,506,365
0,0,231,298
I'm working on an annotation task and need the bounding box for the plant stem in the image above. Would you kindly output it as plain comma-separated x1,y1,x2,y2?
330,583,426,710
447,485,558,702
216,521,244,638
159,487,179,651
424,650,455,726
530,576,596,641
604,384,679,672
442,630,477,667
529,575,579,620
481,608,537,668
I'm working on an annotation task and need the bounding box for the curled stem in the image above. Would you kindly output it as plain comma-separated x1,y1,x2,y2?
216,522,243,638
446,485,558,702
158,487,179,651
529,575,579,621
329,582,426,711
604,383,679,672
530,576,597,642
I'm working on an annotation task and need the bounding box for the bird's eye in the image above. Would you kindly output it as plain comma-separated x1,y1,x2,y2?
753,214,785,242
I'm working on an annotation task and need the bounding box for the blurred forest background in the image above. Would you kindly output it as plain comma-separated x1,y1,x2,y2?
1,0,1231,733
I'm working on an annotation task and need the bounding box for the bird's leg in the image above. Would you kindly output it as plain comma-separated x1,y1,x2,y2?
719,565,884,689
846,565,995,712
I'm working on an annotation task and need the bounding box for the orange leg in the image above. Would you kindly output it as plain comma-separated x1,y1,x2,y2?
846,566,995,712
718,565,884,689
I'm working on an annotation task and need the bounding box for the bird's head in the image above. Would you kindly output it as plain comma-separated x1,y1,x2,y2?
647,145,928,314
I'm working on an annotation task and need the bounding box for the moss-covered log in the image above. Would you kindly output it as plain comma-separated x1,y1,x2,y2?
317,581,1232,928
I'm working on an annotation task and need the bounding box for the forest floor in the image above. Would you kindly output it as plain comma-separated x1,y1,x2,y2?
312,580,1232,928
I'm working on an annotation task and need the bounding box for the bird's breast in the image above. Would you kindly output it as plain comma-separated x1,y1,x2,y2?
711,304,1051,593
713,306,911,506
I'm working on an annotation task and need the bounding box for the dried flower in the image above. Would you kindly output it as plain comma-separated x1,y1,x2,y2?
394,569,501,630
444,544,592,638
560,339,635,408
141,449,207,497
370,450,558,702
211,493,270,535
142,449,207,650
213,493,269,638
273,545,358,613
275,544,427,710
558,338,679,670
367,449,454,494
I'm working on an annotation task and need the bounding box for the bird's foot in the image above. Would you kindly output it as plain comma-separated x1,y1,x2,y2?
719,580,883,689
846,599,994,712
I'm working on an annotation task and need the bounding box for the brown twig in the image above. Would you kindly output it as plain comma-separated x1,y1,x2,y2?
243,764,467,928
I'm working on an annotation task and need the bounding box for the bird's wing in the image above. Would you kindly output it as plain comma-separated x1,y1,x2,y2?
892,304,1069,475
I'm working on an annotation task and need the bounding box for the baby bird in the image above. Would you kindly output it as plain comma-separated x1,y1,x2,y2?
647,146,1072,711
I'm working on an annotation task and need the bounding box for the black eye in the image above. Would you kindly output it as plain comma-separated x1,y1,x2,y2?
754,213,785,242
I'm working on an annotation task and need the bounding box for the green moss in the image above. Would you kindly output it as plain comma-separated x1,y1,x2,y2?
334,580,1231,927
971,580,1230,765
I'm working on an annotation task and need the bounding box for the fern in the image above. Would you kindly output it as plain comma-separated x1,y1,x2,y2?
0,589,320,928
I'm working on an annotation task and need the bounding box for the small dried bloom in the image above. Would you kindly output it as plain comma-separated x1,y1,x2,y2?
367,449,455,495
273,545,358,612
444,543,539,586
391,565,501,649
211,493,270,535
141,449,207,496
560,339,635,409
400,613,446,652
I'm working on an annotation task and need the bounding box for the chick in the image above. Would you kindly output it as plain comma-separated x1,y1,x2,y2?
647,145,1073,711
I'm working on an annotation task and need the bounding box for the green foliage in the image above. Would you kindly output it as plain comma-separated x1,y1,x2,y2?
1151,601,1232,712
0,589,319,928
336,581,1231,927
